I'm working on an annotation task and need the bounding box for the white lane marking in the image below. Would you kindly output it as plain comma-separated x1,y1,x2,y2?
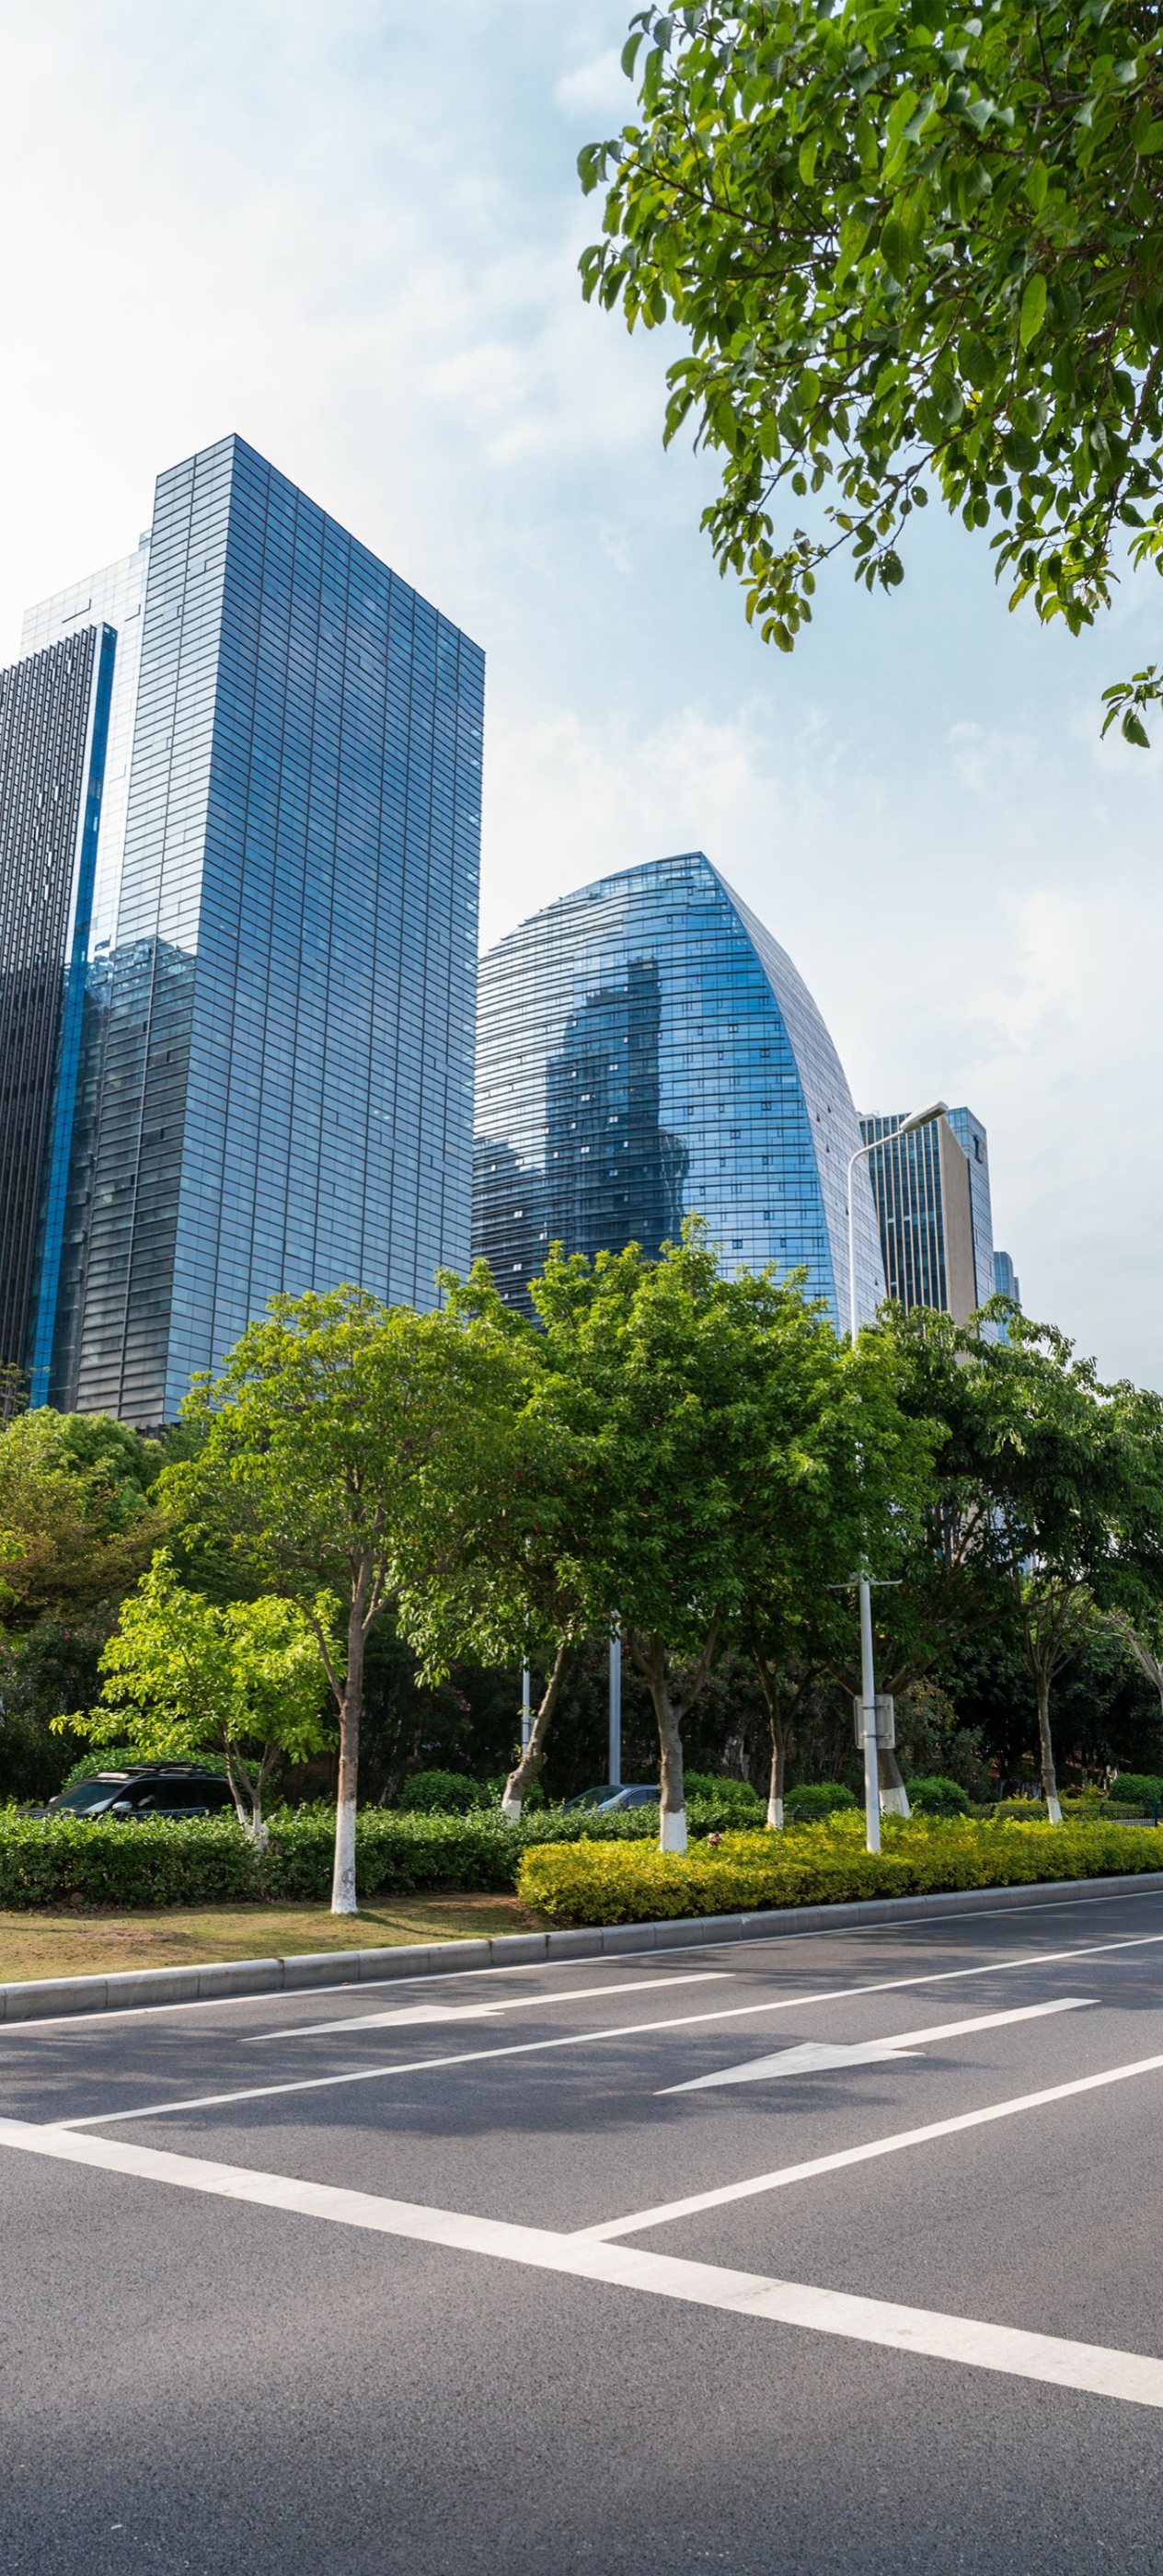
55,1932,1161,2128
245,1972,730,2042
0,2113,1160,2413
582,2044,1163,2239
8,1918,1163,2041
658,1996,1094,2092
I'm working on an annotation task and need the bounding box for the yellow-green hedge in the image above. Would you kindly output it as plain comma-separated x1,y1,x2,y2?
515,1814,1163,1926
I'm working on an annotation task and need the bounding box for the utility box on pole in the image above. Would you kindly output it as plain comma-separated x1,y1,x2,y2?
853,1694,895,1749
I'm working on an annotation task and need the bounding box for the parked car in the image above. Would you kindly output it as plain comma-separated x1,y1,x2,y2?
563,1783,660,1813
37,1764,236,1822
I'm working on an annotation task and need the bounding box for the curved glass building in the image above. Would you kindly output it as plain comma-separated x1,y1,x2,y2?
472,852,884,1328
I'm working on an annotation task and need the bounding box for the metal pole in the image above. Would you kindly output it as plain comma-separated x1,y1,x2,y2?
608,1629,622,1788
848,1140,879,1851
858,1570,881,1854
521,1662,532,1756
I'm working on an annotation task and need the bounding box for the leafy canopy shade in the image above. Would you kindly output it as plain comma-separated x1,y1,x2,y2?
581,0,1163,741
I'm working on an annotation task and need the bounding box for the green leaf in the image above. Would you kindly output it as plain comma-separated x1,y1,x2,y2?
1026,158,1048,213
1123,707,1151,747
799,134,818,184
881,218,910,282
1019,273,1047,348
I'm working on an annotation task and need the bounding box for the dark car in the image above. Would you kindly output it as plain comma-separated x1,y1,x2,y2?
563,1783,659,1813
40,1764,236,1822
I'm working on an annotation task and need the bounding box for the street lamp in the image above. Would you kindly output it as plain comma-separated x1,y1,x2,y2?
846,1101,947,1852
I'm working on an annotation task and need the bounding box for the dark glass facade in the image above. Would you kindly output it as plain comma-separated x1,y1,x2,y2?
859,1103,995,1325
9,434,482,1426
0,625,114,1380
472,852,883,1327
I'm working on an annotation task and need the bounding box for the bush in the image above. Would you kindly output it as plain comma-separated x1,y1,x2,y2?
905,1776,971,1817
685,1773,764,1811
515,1813,1163,1927
395,1770,485,1815
1109,1774,1163,1811
785,1781,858,1822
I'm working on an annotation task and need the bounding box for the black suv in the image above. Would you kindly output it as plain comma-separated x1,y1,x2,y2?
42,1765,236,1822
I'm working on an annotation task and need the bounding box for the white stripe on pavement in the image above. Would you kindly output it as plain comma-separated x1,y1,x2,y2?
582,2045,1163,2238
0,2112,1159,2412
246,1971,730,2042
657,1995,1094,2091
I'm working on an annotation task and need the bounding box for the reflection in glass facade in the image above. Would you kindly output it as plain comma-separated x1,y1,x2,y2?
472,852,884,1328
859,1103,996,1325
10,434,482,1426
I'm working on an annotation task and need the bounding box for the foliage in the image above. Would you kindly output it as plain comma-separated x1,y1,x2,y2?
904,1773,972,1815
504,1222,932,1838
581,0,1163,736
785,1778,858,1820
160,1285,524,1909
684,1771,764,1809
1108,1770,1163,1806
0,1409,165,1636
60,1745,229,1790
0,1617,118,1804
395,1768,488,1814
62,1554,331,1833
517,1811,1163,1925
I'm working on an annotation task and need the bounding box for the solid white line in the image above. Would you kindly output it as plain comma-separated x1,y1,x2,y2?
0,2113,1160,2411
656,1995,1094,2092
245,1972,730,2042
582,2045,1163,2239
58,1929,1163,2127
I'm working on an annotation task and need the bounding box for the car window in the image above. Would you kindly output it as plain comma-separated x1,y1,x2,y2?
53,1778,128,1813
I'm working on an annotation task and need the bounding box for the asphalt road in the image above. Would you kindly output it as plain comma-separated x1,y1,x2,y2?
6,1881,1163,2575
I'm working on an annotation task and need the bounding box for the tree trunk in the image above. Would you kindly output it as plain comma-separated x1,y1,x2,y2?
1036,1678,1063,1825
633,1634,686,1853
877,1744,911,1820
767,1716,788,1830
501,1640,572,1821
331,1597,366,1913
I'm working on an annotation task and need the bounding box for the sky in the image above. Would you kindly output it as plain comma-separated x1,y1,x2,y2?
0,0,1158,1381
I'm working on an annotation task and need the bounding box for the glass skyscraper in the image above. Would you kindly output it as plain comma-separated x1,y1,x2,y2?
472,852,884,1328
1,434,483,1426
859,1104,996,1322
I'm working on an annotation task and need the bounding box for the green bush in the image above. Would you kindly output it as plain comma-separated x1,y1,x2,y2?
906,1775,971,1817
991,1798,1049,1822
395,1769,485,1815
685,1774,764,1811
515,1813,1163,1927
1109,1774,1163,1811
785,1781,858,1822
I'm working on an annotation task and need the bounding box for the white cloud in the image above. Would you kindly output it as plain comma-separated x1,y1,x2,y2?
553,48,629,119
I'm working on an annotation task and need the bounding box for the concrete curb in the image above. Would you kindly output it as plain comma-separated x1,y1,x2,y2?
4,1866,1163,2025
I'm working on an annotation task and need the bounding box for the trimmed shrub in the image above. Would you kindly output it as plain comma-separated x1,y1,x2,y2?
1109,1775,1163,1811
785,1781,858,1823
395,1770,484,1815
515,1813,1163,1927
685,1774,764,1812
905,1776,971,1817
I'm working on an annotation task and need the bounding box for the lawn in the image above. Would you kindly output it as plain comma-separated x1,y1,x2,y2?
0,1892,541,1985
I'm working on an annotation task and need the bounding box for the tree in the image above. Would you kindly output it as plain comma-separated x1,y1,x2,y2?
0,1408,165,1633
522,1224,929,1851
890,1306,1163,1817
398,1269,608,1822
581,1,1163,739
159,1287,523,1912
62,1553,330,1839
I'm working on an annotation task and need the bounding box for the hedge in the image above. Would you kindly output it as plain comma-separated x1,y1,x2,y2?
514,1814,1163,1926
0,1795,750,1911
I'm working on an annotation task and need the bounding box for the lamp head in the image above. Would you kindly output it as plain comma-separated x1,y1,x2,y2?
898,1099,948,1136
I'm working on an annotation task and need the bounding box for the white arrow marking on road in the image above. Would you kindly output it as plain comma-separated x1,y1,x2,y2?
658,1995,1094,2092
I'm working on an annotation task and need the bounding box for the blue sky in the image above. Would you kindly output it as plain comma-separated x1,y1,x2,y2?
1,0,1159,1379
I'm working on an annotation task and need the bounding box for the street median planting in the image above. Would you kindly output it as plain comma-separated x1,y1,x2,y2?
0,1799,744,1912
515,1815,1163,1927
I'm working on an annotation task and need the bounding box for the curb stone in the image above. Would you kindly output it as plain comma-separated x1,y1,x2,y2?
2,1866,1162,2024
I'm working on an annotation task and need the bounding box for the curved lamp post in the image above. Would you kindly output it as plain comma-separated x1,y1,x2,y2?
846,1102,947,1851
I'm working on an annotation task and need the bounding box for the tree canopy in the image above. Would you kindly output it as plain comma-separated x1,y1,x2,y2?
581,0,1163,739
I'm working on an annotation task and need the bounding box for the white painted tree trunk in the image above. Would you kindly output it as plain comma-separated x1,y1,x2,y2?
660,1806,688,1854
878,1745,911,1820
501,1793,523,1823
767,1794,784,1829
1037,1681,1063,1826
331,1793,358,1912
331,1604,365,1914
